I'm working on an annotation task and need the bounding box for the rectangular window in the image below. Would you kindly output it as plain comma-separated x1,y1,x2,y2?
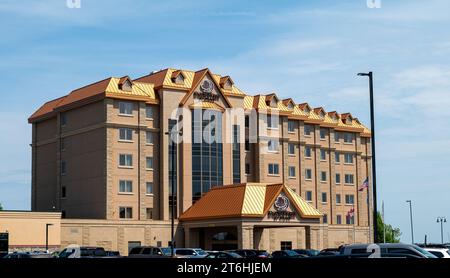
119,102,133,115
119,154,133,167
60,113,67,127
245,163,250,175
343,133,354,143
305,146,312,158
146,182,153,195
288,166,296,178
61,161,66,175
146,208,153,220
320,171,327,182
288,120,295,133
119,207,133,219
61,186,66,198
334,132,340,142
337,215,342,224
335,173,341,184
245,140,250,151
280,241,292,251
345,194,355,205
335,152,340,163
321,192,327,203
323,214,328,224
344,153,354,164
119,128,133,141
305,169,312,180
336,194,341,204
288,143,295,155
320,149,326,160
304,124,312,136
345,174,354,184
245,115,249,128
306,191,313,201
346,215,355,225
60,138,66,151
267,115,277,129
268,163,279,175
146,131,153,144
119,180,133,193
320,128,326,139
268,139,279,152
146,157,154,170
145,105,154,119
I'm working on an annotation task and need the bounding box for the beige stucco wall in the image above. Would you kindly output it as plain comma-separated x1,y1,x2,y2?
0,211,61,252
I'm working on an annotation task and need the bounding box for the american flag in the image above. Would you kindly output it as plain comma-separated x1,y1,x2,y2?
358,177,369,191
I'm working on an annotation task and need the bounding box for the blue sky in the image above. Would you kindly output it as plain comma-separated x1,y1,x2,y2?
1,0,450,243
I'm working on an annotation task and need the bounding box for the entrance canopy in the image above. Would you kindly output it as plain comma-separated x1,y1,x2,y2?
179,183,322,222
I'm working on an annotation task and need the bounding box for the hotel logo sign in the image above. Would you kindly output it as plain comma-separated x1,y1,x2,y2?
268,195,295,220
193,80,220,102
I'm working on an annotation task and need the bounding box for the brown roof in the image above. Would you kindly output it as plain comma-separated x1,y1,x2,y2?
219,75,234,86
340,113,353,120
28,96,66,122
134,69,169,88
56,77,111,108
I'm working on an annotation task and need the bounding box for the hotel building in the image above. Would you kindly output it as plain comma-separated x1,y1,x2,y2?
27,68,373,254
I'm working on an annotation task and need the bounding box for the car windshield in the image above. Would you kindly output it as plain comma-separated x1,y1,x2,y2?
285,250,299,256
194,249,207,256
413,245,437,258
161,248,172,256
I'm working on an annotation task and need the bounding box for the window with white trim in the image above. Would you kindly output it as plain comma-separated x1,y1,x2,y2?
320,171,327,182
288,120,295,132
335,173,341,184
268,163,279,175
119,180,133,193
304,124,312,136
306,191,313,201
345,174,354,184
305,146,312,158
145,105,154,119
146,131,154,144
119,154,133,167
305,168,312,180
146,182,153,195
335,152,340,163
119,207,133,219
336,194,341,204
146,157,154,170
119,102,133,115
320,149,326,160
345,194,355,204
344,153,354,164
268,139,279,152
288,166,296,178
288,143,295,155
119,128,133,141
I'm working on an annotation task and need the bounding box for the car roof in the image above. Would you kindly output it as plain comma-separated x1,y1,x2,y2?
424,248,449,251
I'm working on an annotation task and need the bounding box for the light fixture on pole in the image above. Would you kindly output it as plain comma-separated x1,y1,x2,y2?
165,125,182,258
357,71,378,243
437,217,447,244
406,200,414,244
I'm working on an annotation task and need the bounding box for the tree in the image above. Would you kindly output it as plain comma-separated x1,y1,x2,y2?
0,203,3,210
376,211,401,243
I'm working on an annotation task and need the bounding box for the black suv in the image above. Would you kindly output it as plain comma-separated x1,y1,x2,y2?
128,246,171,258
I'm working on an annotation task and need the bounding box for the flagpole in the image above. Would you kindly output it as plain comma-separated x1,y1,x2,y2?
353,205,356,243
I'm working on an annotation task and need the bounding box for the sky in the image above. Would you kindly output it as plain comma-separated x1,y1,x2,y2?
0,0,449,243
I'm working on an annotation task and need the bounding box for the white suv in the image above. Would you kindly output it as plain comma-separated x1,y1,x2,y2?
424,248,450,258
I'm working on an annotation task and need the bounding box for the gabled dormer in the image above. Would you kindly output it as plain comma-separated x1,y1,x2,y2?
314,107,326,119
118,76,133,92
171,70,185,85
328,111,340,122
341,113,354,125
282,98,295,110
219,76,234,90
298,103,312,115
265,93,279,108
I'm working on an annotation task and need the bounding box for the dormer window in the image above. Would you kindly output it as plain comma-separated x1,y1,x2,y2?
346,118,352,124
219,76,234,90
171,70,185,85
283,99,295,110
118,76,133,92
299,103,311,114
270,97,277,108
314,107,326,119
287,103,294,110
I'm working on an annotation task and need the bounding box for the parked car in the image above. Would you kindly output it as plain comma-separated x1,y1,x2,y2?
317,248,340,256
4,252,53,258
339,243,437,258
271,250,306,258
58,245,107,258
127,246,171,258
310,253,424,259
423,248,450,258
205,251,242,258
174,248,208,258
292,249,320,257
227,249,258,258
105,250,122,258
255,250,270,258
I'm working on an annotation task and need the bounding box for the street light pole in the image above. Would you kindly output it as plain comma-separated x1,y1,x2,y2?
165,126,182,258
437,217,447,244
406,200,414,244
45,223,53,253
357,71,378,243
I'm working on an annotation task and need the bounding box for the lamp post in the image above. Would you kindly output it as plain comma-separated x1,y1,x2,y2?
45,223,53,253
437,217,447,244
165,125,182,258
357,71,378,243
406,200,414,244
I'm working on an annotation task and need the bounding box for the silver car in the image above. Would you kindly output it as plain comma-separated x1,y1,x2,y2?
340,243,437,258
